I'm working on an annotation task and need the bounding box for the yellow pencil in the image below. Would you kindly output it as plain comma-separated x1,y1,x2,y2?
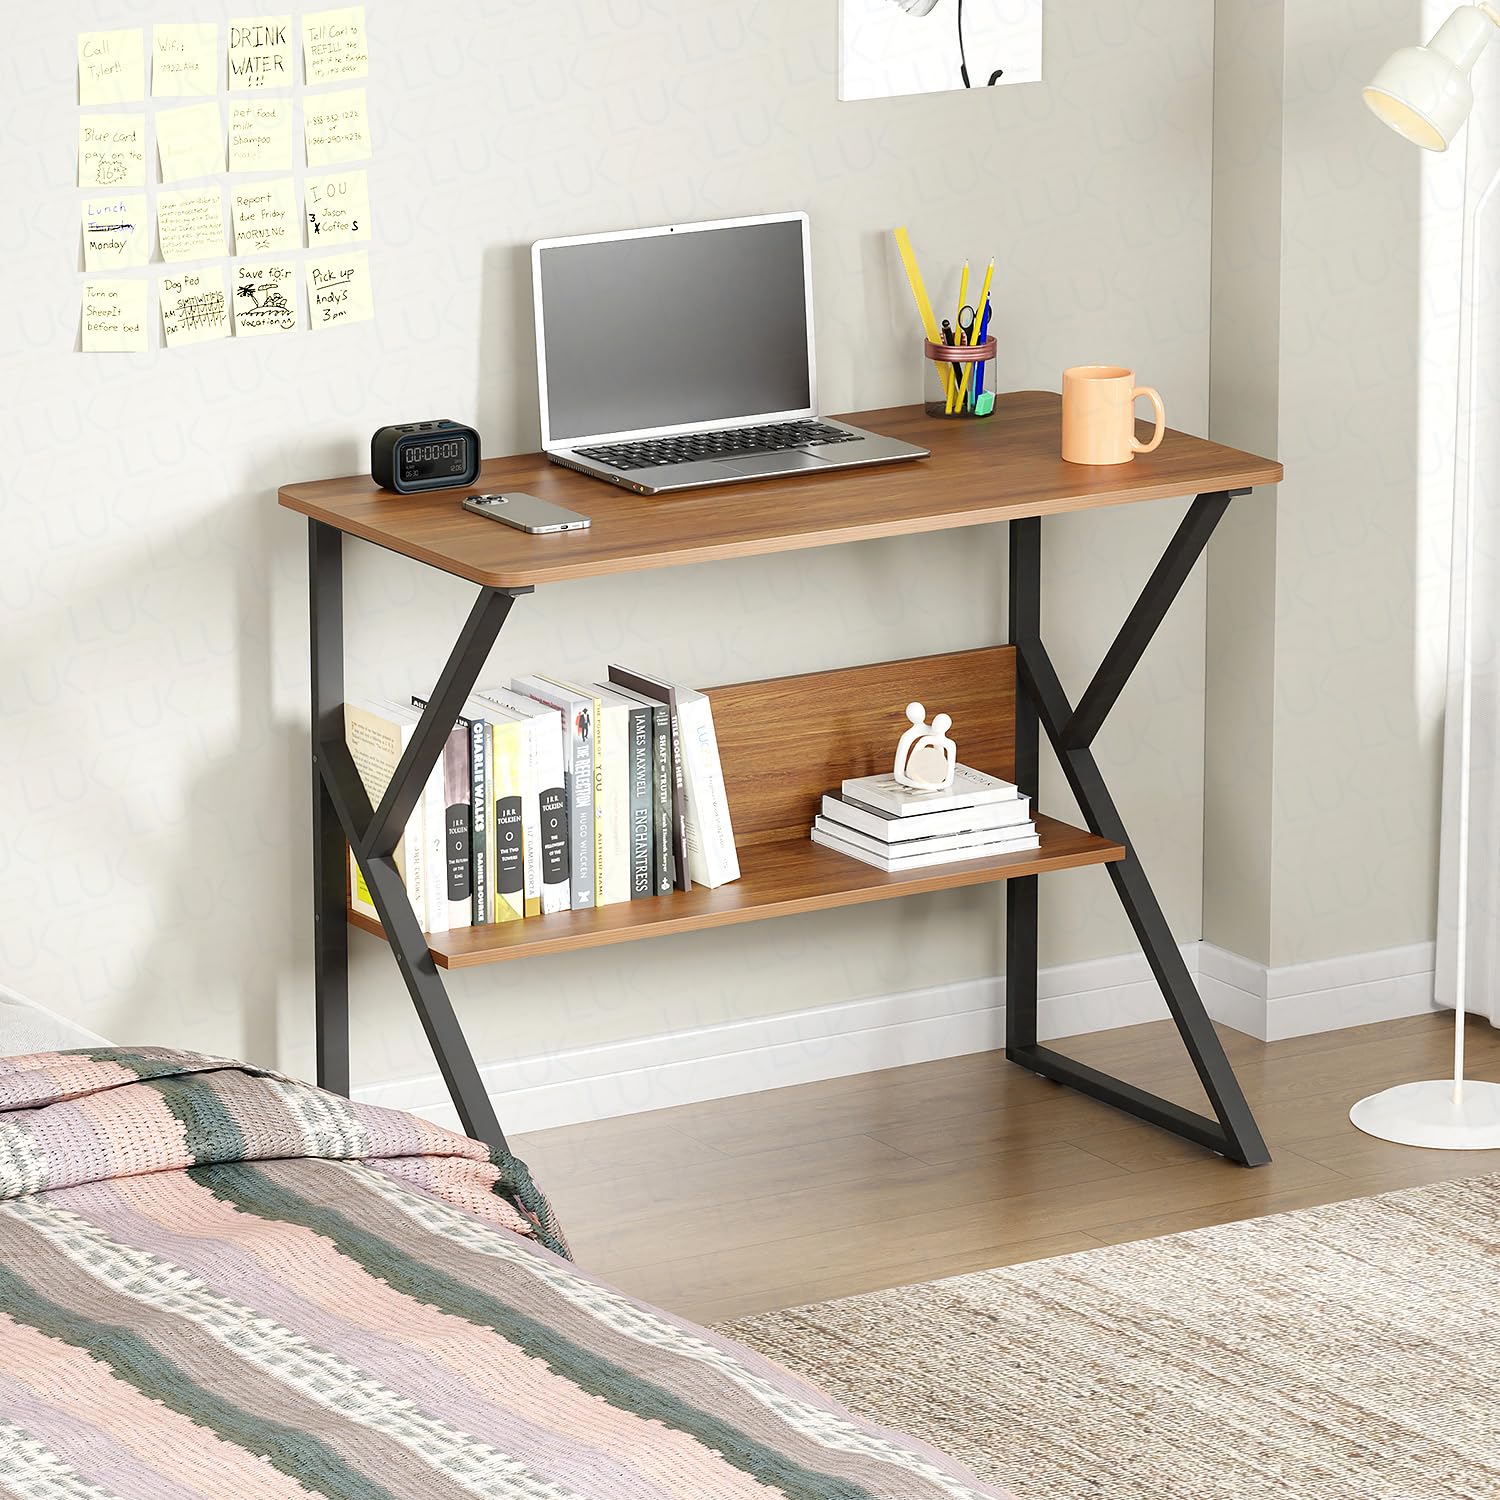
893,226,955,405
947,260,970,413
954,258,995,412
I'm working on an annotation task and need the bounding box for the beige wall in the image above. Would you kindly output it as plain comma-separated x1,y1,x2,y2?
4,3,1220,1093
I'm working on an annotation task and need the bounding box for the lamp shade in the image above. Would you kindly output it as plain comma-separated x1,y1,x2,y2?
1364,5,1498,150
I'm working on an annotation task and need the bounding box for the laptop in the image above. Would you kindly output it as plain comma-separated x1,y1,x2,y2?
531,212,929,495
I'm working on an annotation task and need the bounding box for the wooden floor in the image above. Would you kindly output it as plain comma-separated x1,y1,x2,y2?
512,1011,1500,1326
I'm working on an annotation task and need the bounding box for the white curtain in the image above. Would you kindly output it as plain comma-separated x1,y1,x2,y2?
1436,96,1500,1028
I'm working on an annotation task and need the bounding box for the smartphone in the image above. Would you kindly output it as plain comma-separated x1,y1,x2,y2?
461,492,592,534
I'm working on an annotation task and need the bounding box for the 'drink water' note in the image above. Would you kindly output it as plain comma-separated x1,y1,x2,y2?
232,260,299,337
82,195,150,270
161,267,231,346
302,7,367,83
153,23,219,97
306,250,373,329
304,86,370,166
157,102,224,183
81,279,149,352
78,29,145,105
158,186,228,262
78,115,146,188
232,178,300,255
229,98,293,171
229,16,294,89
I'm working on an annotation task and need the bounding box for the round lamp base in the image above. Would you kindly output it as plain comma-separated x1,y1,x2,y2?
1349,1079,1500,1150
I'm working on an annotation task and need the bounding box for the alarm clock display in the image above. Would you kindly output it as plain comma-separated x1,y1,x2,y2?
371,420,482,494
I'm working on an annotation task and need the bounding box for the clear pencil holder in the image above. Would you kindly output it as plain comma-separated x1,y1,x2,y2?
923,337,998,419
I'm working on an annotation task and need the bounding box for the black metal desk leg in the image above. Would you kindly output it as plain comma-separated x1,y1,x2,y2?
1006,517,1041,1053
310,521,350,1097
1004,497,1270,1166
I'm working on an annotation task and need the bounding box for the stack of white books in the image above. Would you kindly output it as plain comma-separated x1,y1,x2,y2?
811,765,1038,872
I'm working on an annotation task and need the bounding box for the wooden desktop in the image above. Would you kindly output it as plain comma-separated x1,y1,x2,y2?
280,391,1283,1165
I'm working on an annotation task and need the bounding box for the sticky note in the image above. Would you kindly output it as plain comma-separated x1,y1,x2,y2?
304,86,370,165
231,178,299,255
78,114,146,188
228,16,294,89
81,279,149,352
229,98,293,171
157,102,224,183
161,267,231,346
305,169,370,245
158,186,228,262
153,23,219,97
82,195,150,270
232,260,298,337
78,29,145,105
303,7,368,83
306,251,373,329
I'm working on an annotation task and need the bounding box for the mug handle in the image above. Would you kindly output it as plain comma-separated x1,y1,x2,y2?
1131,387,1166,454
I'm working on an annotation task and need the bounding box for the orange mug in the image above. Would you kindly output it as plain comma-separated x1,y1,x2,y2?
1061,366,1167,465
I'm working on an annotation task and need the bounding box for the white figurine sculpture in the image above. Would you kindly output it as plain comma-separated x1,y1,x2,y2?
894,702,957,791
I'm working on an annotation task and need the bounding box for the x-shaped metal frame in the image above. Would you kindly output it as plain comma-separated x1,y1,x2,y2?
309,519,526,1151
1004,492,1271,1166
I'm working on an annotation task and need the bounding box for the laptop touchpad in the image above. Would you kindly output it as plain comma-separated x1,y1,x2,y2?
718,450,834,477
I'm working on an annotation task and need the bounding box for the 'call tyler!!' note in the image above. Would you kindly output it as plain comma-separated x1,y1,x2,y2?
78,29,145,105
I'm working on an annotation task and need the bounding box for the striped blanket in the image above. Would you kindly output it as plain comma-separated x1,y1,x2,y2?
0,1048,1011,1500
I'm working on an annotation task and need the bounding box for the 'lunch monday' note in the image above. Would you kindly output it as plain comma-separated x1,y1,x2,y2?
83,196,150,270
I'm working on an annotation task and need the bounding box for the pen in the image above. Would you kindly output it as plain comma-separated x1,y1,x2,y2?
951,262,970,413
954,258,995,412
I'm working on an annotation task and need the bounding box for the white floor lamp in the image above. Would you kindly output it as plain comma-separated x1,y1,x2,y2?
1351,4,1500,1149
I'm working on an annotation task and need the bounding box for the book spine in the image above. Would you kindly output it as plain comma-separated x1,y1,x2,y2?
587,691,606,908
519,716,543,918
666,693,692,892
469,716,489,924
626,704,652,899
567,704,595,909
491,719,526,924
533,707,570,915
344,705,401,921
598,703,630,907
650,704,673,894
679,696,740,888
442,722,472,929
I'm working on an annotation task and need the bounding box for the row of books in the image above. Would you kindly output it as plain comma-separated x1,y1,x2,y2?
345,668,740,933
811,764,1038,871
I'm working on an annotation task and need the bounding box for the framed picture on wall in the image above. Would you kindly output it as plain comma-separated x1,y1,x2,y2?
839,0,1043,102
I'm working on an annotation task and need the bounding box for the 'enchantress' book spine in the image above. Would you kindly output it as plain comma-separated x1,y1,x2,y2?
625,700,652,899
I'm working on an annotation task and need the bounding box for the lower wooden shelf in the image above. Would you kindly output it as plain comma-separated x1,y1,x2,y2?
347,813,1124,970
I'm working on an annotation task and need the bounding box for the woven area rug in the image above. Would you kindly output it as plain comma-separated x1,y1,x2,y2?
719,1175,1500,1500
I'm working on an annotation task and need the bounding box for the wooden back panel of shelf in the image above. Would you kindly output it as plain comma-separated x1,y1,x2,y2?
708,647,1016,848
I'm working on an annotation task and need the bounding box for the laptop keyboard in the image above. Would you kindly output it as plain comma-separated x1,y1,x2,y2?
573,420,862,472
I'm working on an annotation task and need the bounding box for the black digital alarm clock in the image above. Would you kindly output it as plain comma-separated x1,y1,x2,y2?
371,421,482,494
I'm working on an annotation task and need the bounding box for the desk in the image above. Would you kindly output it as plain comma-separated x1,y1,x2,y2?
280,392,1283,1165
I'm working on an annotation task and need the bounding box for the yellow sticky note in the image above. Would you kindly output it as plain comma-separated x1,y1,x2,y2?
78,114,146,188
304,86,370,166
232,260,298,337
231,178,300,255
228,16,294,90
229,98,293,171
82,195,150,270
157,102,224,183
161,267,231,346
153,23,219,97
78,28,145,105
305,169,370,245
302,6,368,83
306,251,373,329
81,279,149,352
158,186,228,262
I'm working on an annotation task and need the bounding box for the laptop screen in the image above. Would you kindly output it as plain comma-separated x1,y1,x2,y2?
535,216,814,445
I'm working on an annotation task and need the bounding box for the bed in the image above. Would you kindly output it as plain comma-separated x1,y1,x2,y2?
0,1047,1011,1500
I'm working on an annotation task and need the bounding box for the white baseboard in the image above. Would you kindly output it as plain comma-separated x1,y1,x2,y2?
356,940,1439,1135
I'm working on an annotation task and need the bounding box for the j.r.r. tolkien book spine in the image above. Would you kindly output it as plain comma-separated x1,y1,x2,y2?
512,675,593,910
490,715,527,924
412,699,473,930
